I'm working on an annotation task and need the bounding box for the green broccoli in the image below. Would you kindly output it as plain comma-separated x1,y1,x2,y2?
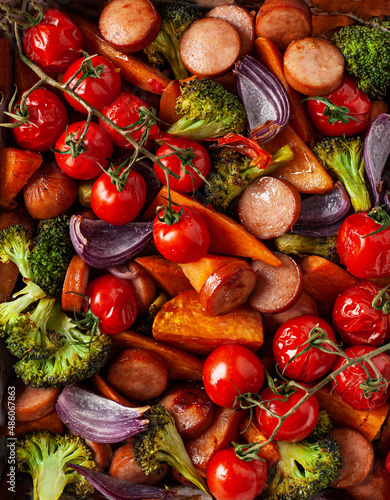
202,144,294,212
305,410,334,443
167,77,247,140
16,431,96,500
14,301,112,388
143,4,203,80
312,136,371,213
332,20,390,100
274,233,339,263
133,404,210,496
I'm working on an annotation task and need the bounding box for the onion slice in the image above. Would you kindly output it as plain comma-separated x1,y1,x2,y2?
235,56,290,143
69,215,153,269
55,385,149,443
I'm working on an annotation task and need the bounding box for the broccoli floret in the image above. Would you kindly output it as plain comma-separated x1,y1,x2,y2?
203,145,294,211
332,21,390,100
167,77,247,140
305,410,334,443
28,214,74,298
14,301,112,388
312,136,371,213
16,431,96,500
144,4,203,80
274,234,339,263
133,404,210,495
0,225,33,279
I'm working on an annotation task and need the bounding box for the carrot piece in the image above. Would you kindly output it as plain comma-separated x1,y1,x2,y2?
254,37,314,144
69,13,171,94
261,124,334,194
111,330,204,381
311,14,354,37
135,255,192,298
179,254,239,292
61,254,90,313
6,410,64,438
142,187,282,266
158,80,182,125
239,415,280,466
89,374,137,407
297,255,358,318
0,147,43,210
309,0,390,19
84,439,113,472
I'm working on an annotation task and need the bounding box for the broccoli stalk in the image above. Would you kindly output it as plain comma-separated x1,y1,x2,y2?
274,233,339,263
16,431,96,500
133,405,210,496
312,136,371,213
167,77,247,140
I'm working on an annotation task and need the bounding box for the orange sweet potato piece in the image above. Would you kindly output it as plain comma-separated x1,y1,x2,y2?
297,255,358,318
152,289,263,355
142,187,281,266
311,14,354,37
0,148,43,210
240,415,280,466
6,410,64,438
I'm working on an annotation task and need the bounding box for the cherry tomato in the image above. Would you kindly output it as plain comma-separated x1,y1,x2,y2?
23,9,84,73
203,344,265,408
63,55,122,114
333,281,390,346
306,76,371,136
273,315,338,382
85,274,138,335
336,208,390,279
11,88,68,153
206,448,268,500
54,121,113,180
256,385,319,442
153,206,210,263
91,170,147,226
331,344,390,410
153,138,211,193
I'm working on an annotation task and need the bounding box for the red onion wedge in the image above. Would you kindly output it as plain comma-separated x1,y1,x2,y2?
66,464,175,500
69,214,153,269
55,385,149,443
235,56,290,143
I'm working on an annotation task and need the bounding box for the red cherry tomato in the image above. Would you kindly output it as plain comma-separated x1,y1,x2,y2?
331,344,390,410
306,76,371,136
91,169,147,226
54,121,113,180
203,344,265,408
256,386,319,442
272,315,338,382
337,208,390,279
23,9,84,73
153,206,210,263
333,281,390,346
85,274,138,335
11,88,68,153
153,138,211,193
206,447,268,500
63,55,122,114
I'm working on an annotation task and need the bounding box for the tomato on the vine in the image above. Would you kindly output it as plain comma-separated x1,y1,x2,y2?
256,385,319,442
306,76,371,136
203,344,264,408
153,206,210,263
331,344,390,410
206,447,268,500
63,55,122,113
11,88,68,153
85,274,138,335
153,138,211,193
54,121,113,180
23,9,84,73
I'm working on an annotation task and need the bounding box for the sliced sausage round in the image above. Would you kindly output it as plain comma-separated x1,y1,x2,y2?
249,252,303,314
180,17,241,78
283,37,345,96
238,176,302,240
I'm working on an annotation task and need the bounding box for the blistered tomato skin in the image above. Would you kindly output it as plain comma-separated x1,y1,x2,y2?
23,9,84,73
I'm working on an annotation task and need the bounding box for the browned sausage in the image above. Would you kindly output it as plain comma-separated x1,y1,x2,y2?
249,252,303,314
283,37,345,96
89,373,137,408
206,5,255,56
159,383,217,440
106,348,168,401
99,0,161,53
255,0,312,51
238,176,302,240
124,260,156,316
346,460,390,500
180,18,241,78
84,439,113,472
330,426,375,489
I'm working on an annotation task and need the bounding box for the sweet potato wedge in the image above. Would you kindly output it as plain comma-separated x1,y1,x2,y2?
152,289,264,355
311,14,354,37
